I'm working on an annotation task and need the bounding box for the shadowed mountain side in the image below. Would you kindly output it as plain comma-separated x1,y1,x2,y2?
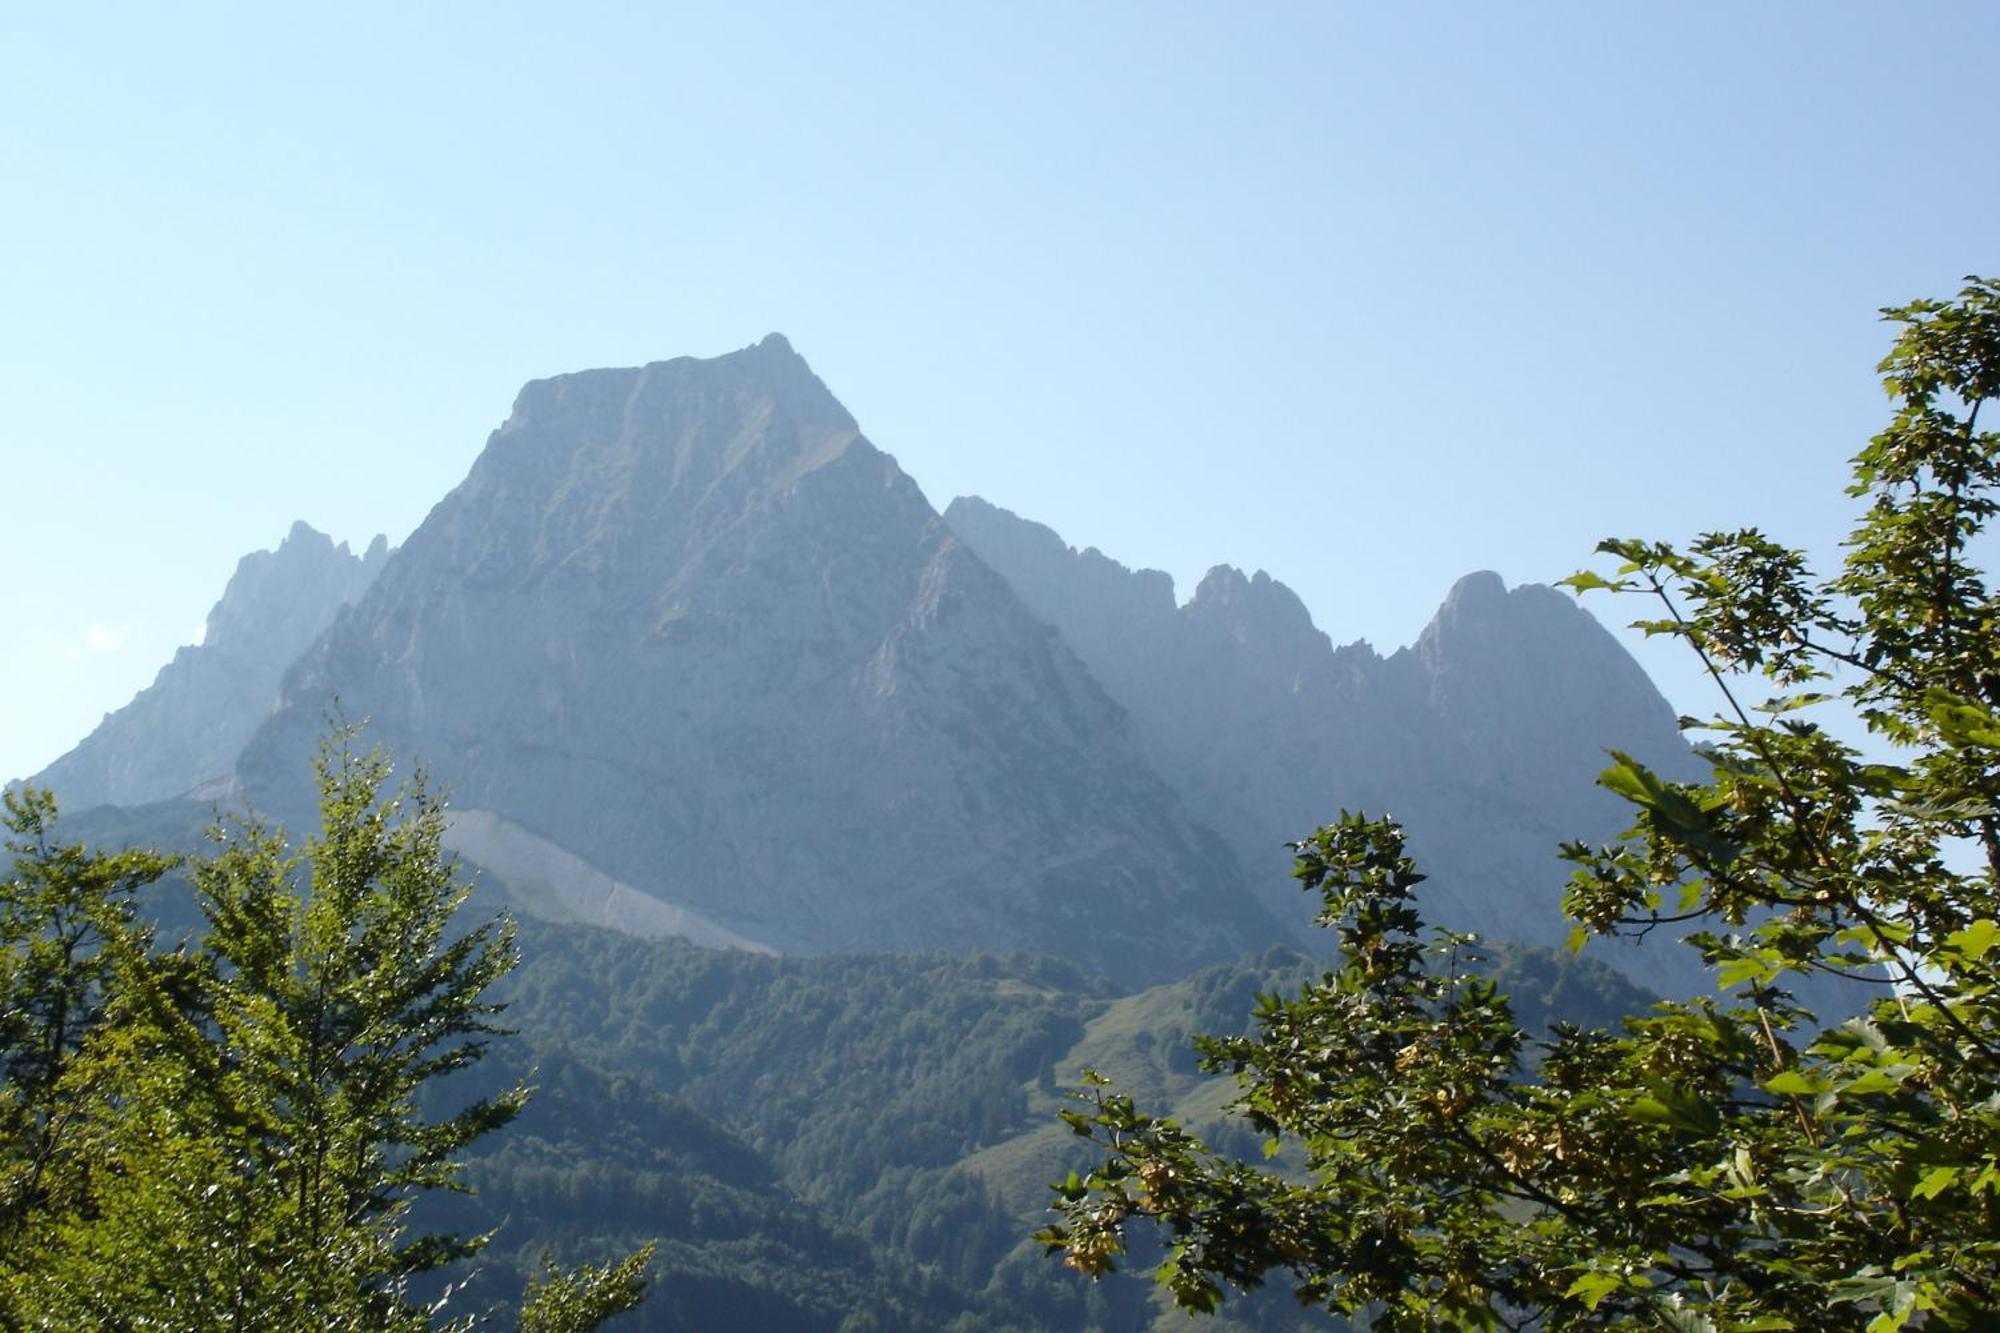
30,521,389,808
236,338,1283,987
943,496,1742,1000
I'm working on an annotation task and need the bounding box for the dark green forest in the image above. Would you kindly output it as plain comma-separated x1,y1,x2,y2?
407,916,1656,1330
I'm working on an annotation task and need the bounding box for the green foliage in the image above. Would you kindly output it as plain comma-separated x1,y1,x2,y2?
488,922,1633,1331
1038,279,2000,1328
520,1242,657,1333
495,931,1107,1214
0,785,172,1245
0,763,1693,1329
0,730,651,1329
428,1040,998,1332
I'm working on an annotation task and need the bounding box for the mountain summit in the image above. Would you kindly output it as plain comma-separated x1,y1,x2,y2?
34,521,388,809
236,339,1282,983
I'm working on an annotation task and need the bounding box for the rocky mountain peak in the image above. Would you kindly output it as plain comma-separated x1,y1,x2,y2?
204,520,388,651
945,501,1742,996
942,497,1179,619
1190,564,1250,604
436,340,880,612
495,334,849,470
34,521,390,810
1186,565,1329,663
1405,571,1681,738
235,343,1281,984
1436,567,1509,614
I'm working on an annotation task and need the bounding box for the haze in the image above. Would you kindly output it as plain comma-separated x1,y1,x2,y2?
4,2,1995,782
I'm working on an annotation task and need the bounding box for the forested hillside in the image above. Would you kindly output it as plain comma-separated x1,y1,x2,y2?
12,791,1658,1329
456,919,1656,1330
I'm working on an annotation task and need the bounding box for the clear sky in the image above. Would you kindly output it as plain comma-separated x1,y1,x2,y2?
3,3,1995,784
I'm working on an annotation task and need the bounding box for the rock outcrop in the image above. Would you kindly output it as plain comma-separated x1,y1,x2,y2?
33,521,389,810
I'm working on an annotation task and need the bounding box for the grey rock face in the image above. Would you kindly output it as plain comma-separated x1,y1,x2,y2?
33,522,389,810
43,340,1833,1002
944,496,1731,998
237,337,1282,986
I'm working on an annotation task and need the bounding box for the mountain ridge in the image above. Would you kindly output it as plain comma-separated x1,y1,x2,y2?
34,339,1757,997
941,493,1726,996
32,520,389,809
233,337,1283,985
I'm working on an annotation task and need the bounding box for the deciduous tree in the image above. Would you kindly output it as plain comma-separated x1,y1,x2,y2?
1040,278,2000,1330
0,730,653,1329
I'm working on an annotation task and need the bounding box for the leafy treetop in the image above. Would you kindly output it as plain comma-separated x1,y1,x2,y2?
0,729,654,1330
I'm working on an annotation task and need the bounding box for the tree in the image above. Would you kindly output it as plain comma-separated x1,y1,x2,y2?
0,786,171,1250
0,729,653,1329
1038,277,2000,1330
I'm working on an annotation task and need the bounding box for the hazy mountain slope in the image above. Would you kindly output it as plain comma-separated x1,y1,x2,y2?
943,496,1717,996
237,337,1282,984
31,521,388,808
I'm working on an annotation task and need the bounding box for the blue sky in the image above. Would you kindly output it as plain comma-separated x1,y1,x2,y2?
4,3,1995,784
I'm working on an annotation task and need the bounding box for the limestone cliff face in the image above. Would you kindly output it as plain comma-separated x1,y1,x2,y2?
943,496,1725,997
237,337,1280,984
33,522,388,810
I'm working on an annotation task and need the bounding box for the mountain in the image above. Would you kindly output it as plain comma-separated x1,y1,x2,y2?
235,336,1283,985
32,338,1785,997
31,521,389,810
942,496,1717,996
